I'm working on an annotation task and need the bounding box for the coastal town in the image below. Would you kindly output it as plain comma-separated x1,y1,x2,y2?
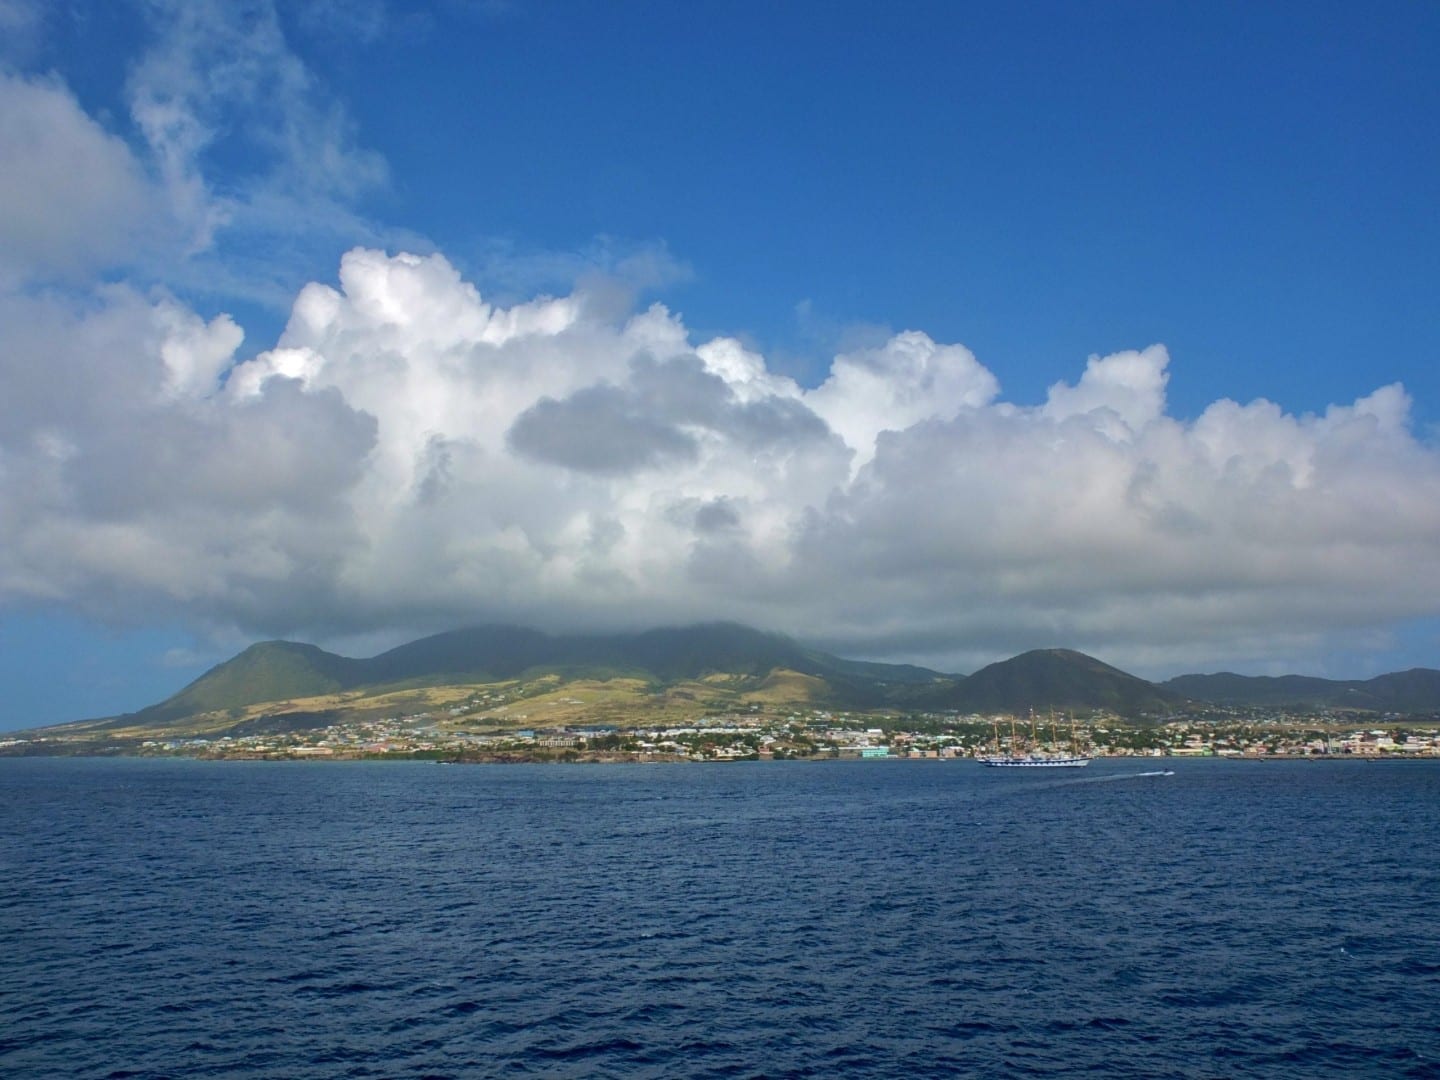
7,703,1438,762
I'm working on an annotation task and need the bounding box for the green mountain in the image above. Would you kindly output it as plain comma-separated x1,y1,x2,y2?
77,622,957,736
1161,668,1440,713
114,641,360,728
33,623,1439,744
940,648,1181,715
357,621,948,691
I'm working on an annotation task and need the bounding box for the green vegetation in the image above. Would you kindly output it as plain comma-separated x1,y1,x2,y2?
128,641,354,725
1161,668,1440,714
9,623,1439,754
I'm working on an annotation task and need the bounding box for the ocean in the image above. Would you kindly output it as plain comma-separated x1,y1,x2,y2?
2,757,1437,1078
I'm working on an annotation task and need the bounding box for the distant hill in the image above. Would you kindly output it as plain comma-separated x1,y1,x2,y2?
27,623,1440,743
938,648,1181,715
73,623,957,737
113,641,360,729
126,626,1183,728
1161,668,1440,713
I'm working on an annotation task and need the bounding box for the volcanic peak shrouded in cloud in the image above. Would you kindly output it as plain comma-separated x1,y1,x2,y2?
1,1,1438,685
3,244,1439,676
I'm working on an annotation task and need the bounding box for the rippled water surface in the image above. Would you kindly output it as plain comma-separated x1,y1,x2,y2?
3,757,1439,1078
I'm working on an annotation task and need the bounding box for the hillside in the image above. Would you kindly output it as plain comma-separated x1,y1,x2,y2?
55,623,961,739
1161,668,1440,713
939,648,1181,715
24,624,1440,746
127,641,360,727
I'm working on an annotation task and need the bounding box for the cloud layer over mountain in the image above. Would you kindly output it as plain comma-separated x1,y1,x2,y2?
2,1,1438,678
4,242,1438,673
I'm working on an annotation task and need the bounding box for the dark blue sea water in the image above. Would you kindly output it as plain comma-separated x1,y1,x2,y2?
2,758,1438,1079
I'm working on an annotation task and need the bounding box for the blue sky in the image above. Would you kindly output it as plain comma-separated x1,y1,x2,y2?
2,0,1438,730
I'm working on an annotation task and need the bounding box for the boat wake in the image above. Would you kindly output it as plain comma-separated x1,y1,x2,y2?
1064,768,1176,785
991,767,1177,796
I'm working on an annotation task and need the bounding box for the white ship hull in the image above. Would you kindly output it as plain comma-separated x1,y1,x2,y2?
978,754,1091,768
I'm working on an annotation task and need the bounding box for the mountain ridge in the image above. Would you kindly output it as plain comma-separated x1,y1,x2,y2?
23,623,1440,740
1160,667,1440,714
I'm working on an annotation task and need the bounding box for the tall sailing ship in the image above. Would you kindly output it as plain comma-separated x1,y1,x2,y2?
977,712,1091,768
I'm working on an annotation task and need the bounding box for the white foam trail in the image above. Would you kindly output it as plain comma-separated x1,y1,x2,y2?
1069,768,1176,784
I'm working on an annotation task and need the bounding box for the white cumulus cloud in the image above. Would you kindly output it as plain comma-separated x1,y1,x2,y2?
2,9,1437,679
3,245,1439,677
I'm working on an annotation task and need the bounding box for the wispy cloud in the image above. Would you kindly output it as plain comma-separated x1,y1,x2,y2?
0,0,393,301
0,0,45,63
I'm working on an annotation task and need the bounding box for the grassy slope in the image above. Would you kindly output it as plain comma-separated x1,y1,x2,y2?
945,648,1180,715
41,625,1437,744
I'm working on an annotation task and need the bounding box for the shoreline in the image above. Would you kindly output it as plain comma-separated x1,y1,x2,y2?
3,748,1437,764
